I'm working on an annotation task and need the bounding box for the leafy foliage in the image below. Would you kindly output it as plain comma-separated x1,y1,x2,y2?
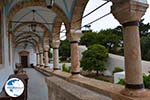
48,48,52,59
80,32,98,47
59,40,70,61
141,36,150,61
62,63,71,73
143,74,150,89
80,29,123,55
117,78,126,85
139,19,150,37
97,29,122,54
113,67,124,74
80,44,108,76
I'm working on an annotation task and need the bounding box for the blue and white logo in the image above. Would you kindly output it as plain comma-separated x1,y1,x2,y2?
5,78,24,97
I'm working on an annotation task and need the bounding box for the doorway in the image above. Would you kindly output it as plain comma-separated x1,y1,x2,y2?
21,56,28,68
19,51,29,68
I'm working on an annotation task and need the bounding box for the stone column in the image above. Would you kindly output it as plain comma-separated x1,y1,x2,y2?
67,29,82,78
44,45,50,68
36,53,40,67
111,0,148,97
51,40,60,70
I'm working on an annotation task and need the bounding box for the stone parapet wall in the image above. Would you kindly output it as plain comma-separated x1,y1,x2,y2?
36,67,150,100
46,76,111,100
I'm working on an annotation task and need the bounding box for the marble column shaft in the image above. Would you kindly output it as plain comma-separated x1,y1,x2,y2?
44,51,49,67
44,45,50,67
67,29,82,74
53,48,59,70
70,42,80,73
37,53,40,66
51,40,60,70
40,52,44,66
123,24,143,87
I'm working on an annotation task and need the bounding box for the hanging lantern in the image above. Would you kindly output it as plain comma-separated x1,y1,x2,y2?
46,0,55,8
30,9,37,32
30,23,37,32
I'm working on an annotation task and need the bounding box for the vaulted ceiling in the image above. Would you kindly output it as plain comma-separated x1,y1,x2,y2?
1,0,89,51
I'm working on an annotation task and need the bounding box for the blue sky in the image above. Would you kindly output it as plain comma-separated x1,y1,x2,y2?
82,0,150,32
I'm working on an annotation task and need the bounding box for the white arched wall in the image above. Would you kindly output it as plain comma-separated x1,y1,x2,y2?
14,47,36,68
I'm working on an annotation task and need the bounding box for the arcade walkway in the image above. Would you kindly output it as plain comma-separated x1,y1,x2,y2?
24,68,48,100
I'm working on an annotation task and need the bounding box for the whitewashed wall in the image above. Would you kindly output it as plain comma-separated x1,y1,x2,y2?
14,48,36,67
106,54,150,74
78,45,87,60
0,9,13,92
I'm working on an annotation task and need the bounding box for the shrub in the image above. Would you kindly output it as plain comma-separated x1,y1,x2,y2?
143,74,150,89
117,74,150,89
62,63,70,73
113,67,123,74
117,78,125,85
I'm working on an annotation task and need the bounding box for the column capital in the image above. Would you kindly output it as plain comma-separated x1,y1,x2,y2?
36,53,39,55
44,45,50,52
67,29,82,42
39,48,43,53
111,0,148,24
51,40,60,49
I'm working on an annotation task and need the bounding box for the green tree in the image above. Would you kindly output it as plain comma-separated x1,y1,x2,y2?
80,32,98,47
113,19,150,37
97,29,122,54
139,19,150,37
80,44,108,76
141,36,150,61
59,40,70,61
48,48,52,59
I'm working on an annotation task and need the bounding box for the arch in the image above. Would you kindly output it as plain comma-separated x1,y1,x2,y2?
16,38,38,46
43,16,63,47
15,36,38,44
15,40,36,51
13,21,49,34
7,0,70,33
52,16,62,34
15,31,41,41
70,0,89,29
15,40,35,47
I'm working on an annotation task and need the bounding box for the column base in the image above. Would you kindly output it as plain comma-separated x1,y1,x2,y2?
36,64,40,67
53,68,60,70
69,74,83,79
121,88,150,97
40,65,44,67
44,66,49,68
71,71,80,75
125,84,144,89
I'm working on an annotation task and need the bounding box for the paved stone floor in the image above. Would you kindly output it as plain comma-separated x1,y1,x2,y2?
24,68,48,100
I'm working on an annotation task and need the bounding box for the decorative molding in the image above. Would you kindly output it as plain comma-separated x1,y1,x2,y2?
71,71,80,75
122,21,139,27
70,41,78,44
125,84,144,89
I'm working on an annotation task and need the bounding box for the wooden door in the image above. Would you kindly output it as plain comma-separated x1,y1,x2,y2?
21,56,28,68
